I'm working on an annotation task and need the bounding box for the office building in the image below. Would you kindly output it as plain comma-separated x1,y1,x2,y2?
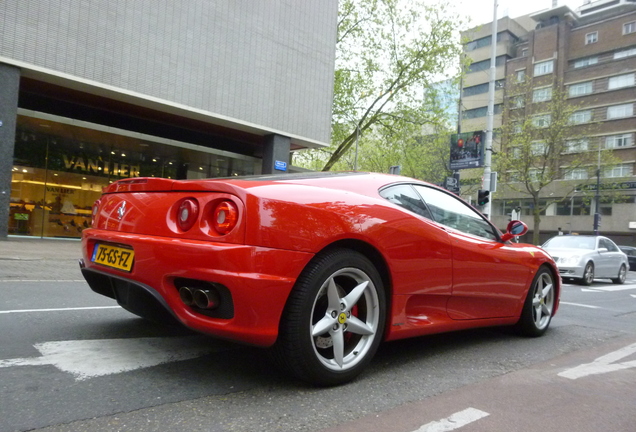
0,1,337,238
461,0,636,244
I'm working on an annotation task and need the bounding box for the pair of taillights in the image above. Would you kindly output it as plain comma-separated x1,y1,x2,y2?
90,198,239,235
177,198,238,234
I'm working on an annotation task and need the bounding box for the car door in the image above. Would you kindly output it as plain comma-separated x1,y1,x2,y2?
413,185,531,320
597,237,623,278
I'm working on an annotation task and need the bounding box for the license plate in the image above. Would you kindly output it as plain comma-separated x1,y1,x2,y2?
91,243,135,272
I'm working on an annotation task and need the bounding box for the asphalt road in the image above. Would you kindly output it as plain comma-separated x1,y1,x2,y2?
1,239,635,432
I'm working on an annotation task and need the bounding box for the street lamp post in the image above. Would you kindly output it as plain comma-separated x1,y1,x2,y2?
593,142,601,235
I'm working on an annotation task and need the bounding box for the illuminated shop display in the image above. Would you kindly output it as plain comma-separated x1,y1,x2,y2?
9,115,258,238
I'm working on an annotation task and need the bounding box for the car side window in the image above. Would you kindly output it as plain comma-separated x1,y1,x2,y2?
601,238,619,252
379,185,432,220
413,185,498,241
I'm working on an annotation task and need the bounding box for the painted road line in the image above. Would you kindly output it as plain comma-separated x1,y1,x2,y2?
0,279,85,283
0,306,120,314
559,302,600,309
0,337,227,380
581,284,636,292
558,342,636,379
412,408,490,432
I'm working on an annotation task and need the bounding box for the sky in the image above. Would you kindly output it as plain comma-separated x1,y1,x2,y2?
456,0,587,28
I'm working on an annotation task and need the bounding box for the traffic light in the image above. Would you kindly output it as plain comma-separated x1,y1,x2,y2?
477,189,490,206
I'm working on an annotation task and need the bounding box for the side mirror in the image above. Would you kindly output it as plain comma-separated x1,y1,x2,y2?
501,220,528,242
598,247,608,253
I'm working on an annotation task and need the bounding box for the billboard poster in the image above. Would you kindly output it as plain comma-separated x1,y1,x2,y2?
449,131,484,170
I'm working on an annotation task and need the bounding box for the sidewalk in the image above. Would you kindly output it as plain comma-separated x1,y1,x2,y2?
0,236,84,281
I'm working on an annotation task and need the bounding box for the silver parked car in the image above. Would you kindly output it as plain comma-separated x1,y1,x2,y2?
542,235,629,285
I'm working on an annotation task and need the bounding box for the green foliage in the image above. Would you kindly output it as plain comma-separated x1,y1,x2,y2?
294,0,464,176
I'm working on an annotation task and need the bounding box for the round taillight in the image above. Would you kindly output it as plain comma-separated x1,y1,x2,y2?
177,199,199,231
213,201,238,235
91,199,101,226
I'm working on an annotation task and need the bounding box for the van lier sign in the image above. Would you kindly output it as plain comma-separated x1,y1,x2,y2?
63,155,140,178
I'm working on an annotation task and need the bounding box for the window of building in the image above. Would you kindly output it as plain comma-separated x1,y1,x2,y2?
528,169,541,182
532,114,551,128
512,95,525,108
607,104,634,119
604,163,633,178
521,49,528,57
605,133,633,148
608,73,635,90
573,56,598,68
624,21,636,35
533,87,552,102
570,110,592,124
564,139,589,153
465,35,493,52
467,55,509,74
569,81,593,97
512,123,522,134
463,80,505,97
533,60,554,76
564,168,589,180
585,31,598,44
516,69,526,82
462,104,502,120
614,47,636,59
531,141,546,155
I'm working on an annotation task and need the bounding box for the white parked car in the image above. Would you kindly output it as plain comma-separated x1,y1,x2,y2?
542,235,629,285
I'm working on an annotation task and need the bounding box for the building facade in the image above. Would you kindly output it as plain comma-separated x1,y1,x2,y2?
0,0,338,239
461,0,636,245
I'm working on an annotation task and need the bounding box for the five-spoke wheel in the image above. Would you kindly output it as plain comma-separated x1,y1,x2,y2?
272,248,385,386
580,262,595,286
612,264,627,284
517,267,555,337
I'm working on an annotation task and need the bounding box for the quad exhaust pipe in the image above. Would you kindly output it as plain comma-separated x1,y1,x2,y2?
179,286,220,310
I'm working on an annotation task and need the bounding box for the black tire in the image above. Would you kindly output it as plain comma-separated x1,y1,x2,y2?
271,248,386,386
579,262,594,286
612,264,627,285
516,266,556,337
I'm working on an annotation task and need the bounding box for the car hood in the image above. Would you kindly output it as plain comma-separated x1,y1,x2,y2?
543,247,595,258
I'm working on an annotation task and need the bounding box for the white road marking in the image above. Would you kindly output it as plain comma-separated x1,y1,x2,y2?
559,302,600,309
0,306,120,314
0,280,85,283
558,342,636,379
581,284,636,292
0,337,226,380
412,408,490,432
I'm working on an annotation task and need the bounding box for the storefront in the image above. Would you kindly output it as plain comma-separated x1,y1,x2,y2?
9,112,260,239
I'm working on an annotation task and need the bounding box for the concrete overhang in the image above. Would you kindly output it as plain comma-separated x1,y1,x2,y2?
1,57,328,151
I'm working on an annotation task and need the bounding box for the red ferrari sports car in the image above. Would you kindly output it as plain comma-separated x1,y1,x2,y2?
80,172,560,385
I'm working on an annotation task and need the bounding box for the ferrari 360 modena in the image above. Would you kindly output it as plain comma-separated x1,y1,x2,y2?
80,172,560,386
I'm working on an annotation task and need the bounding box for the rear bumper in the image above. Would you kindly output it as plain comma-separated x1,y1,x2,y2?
81,229,314,346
